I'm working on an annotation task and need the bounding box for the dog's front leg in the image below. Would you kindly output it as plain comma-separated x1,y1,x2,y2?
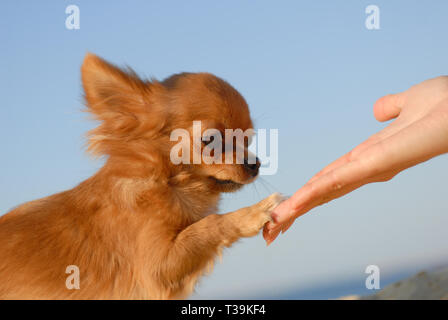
159,193,283,295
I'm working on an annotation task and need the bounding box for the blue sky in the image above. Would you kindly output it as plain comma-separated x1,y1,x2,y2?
1,1,448,298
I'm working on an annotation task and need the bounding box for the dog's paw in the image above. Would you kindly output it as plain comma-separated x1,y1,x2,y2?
256,192,285,214
235,192,285,238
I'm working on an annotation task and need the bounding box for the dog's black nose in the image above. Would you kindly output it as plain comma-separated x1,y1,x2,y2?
243,157,261,176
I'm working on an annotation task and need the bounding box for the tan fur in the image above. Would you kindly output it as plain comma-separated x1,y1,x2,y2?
0,54,281,299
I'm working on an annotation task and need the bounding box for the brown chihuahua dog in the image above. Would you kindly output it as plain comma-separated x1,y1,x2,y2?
0,54,282,299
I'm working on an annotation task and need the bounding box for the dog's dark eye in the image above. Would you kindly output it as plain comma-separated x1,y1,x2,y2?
202,136,214,146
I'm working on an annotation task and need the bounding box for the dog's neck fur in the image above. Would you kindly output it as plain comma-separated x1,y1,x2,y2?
75,157,221,229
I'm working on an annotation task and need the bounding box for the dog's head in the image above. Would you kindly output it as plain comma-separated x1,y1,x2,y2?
82,53,259,193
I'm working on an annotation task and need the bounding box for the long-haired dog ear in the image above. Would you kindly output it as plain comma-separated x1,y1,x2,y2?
81,53,164,157
82,53,150,120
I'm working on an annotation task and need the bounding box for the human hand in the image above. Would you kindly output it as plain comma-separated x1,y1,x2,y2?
264,76,448,245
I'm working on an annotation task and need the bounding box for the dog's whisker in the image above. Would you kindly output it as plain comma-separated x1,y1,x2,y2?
257,177,276,194
252,181,260,198
253,111,271,123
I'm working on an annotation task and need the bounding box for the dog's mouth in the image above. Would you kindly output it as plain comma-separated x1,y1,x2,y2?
210,177,244,192
209,177,242,186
